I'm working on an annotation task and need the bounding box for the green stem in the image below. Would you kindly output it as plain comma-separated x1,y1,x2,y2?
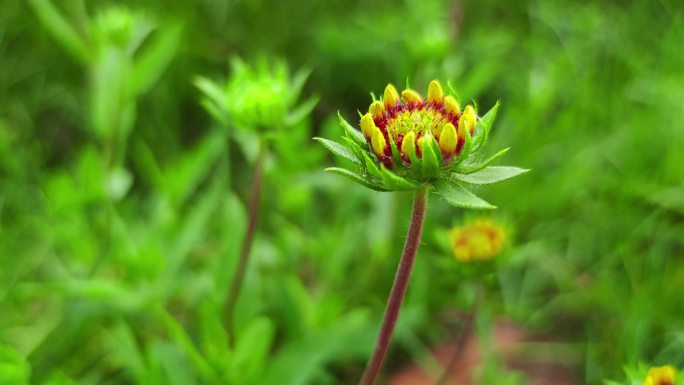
358,186,429,385
225,142,267,347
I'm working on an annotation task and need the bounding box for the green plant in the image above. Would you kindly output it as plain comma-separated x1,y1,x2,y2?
317,79,526,385
195,57,317,346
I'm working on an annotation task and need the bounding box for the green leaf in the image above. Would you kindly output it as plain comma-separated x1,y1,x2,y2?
131,23,182,95
387,131,403,165
434,181,496,209
289,67,312,101
232,317,275,383
325,168,388,191
473,101,499,151
379,166,417,191
286,96,319,125
478,101,500,131
420,135,440,179
194,76,229,124
27,0,91,64
314,137,362,165
452,166,528,185
338,112,365,145
0,344,31,385
457,147,510,174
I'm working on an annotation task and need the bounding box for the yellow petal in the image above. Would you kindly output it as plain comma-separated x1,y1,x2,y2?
383,84,400,108
458,105,476,137
369,101,384,119
360,113,376,139
444,95,461,115
371,125,387,156
401,131,416,159
427,80,444,103
439,123,457,154
401,89,422,103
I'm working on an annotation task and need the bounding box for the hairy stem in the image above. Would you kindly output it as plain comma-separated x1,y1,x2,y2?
225,144,266,347
358,186,429,385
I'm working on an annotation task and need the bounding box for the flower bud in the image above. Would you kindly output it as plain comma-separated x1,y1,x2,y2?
401,131,416,160
439,123,458,155
401,89,422,104
458,105,476,137
371,125,387,157
444,95,461,115
383,84,400,108
369,101,384,119
427,80,444,104
360,113,376,139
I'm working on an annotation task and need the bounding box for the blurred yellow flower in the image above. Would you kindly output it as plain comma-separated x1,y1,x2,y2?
450,218,506,262
645,365,677,385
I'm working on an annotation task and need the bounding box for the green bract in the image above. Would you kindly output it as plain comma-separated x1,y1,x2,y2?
316,80,527,209
194,58,318,133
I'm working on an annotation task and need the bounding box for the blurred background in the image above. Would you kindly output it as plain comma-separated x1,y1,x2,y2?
1,0,683,384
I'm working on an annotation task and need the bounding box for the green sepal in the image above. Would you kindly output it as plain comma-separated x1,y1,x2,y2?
325,167,389,191
341,136,368,164
314,137,362,165
457,147,510,174
451,166,528,185
387,131,403,166
362,152,384,180
379,166,417,191
434,180,496,209
473,101,499,152
420,135,440,179
338,112,366,145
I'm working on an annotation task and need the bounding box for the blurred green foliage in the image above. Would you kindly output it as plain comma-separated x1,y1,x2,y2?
1,0,683,384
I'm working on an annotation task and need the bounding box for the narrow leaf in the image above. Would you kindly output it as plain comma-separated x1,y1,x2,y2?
457,147,510,174
131,23,182,95
338,112,366,145
434,181,496,209
325,167,388,191
452,166,528,185
286,96,319,125
478,101,500,133
28,0,91,64
314,137,361,165
473,101,499,151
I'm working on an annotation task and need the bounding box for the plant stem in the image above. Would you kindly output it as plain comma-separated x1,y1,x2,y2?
434,285,481,385
225,143,267,348
358,186,429,385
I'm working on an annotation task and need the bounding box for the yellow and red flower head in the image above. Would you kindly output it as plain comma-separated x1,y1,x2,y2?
359,81,476,168
317,79,527,208
450,218,507,263
645,366,677,385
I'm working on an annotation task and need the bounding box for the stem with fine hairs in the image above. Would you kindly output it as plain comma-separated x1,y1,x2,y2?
225,143,267,348
358,186,429,385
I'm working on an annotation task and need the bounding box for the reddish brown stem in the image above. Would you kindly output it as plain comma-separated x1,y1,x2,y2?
435,309,477,385
225,145,266,348
358,186,429,385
